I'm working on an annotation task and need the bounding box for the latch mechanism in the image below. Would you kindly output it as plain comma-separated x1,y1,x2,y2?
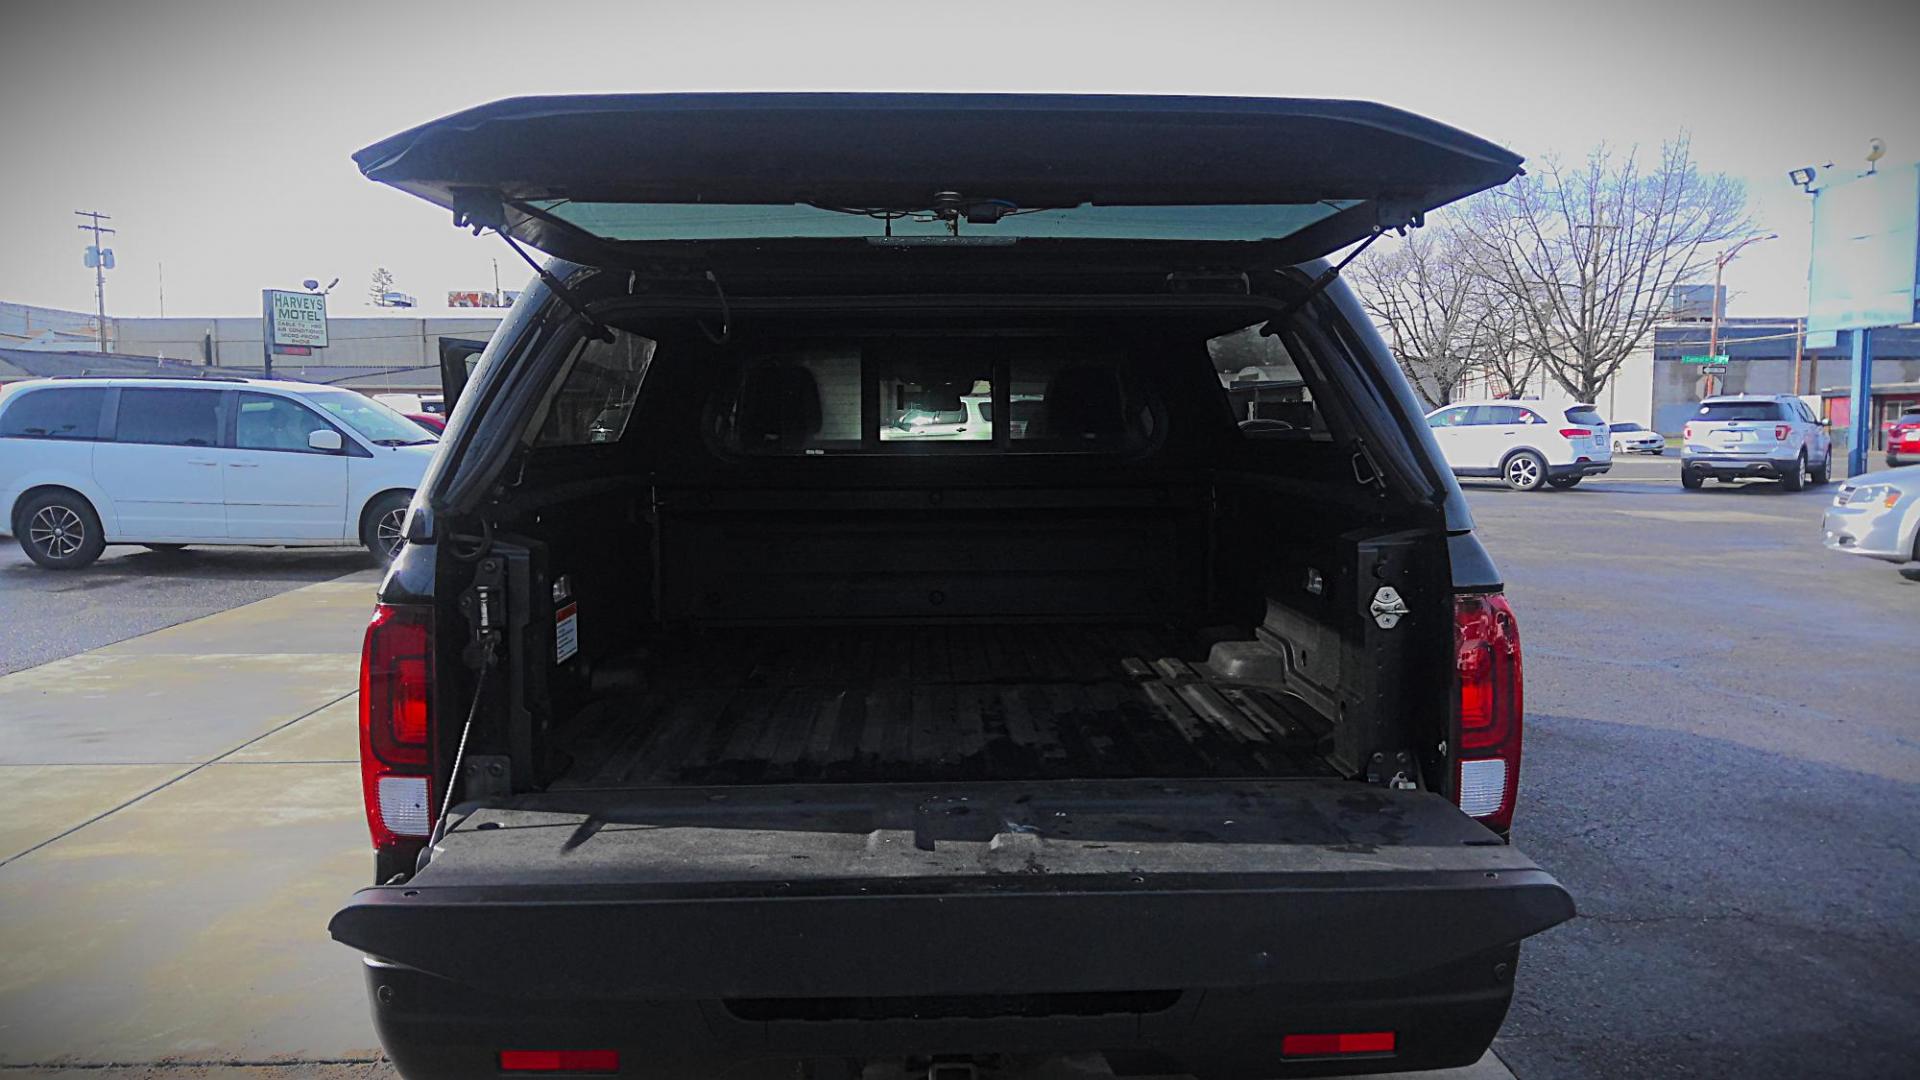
1369,585,1408,629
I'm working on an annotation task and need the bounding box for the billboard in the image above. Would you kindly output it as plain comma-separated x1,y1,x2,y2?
1805,162,1920,347
263,289,329,348
446,290,521,308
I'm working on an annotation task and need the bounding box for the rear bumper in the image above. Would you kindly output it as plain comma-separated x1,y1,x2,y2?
1550,461,1611,479
1682,453,1796,479
361,944,1529,1080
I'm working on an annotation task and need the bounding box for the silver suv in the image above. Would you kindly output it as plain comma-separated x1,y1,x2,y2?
1681,394,1833,491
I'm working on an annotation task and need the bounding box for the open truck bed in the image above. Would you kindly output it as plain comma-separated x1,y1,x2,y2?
553,623,1337,788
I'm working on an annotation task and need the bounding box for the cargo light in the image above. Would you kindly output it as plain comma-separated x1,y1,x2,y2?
499,1049,621,1073
1282,1032,1396,1057
1453,593,1522,833
360,604,435,849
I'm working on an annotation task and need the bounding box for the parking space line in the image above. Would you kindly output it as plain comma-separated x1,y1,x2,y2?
0,688,356,869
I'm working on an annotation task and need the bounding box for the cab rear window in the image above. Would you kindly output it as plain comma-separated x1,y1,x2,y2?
710,340,1155,456
1696,402,1786,422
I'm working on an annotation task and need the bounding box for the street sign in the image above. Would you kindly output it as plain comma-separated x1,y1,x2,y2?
1701,364,1728,375
1681,354,1730,364
264,289,328,348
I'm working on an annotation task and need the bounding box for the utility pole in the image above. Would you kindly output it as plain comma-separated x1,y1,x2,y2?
75,210,114,353
1791,317,1804,396
1703,233,1778,396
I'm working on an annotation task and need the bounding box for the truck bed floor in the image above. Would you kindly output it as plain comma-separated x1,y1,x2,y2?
552,623,1334,788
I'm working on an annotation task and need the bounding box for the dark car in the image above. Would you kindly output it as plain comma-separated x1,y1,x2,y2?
328,94,1573,1080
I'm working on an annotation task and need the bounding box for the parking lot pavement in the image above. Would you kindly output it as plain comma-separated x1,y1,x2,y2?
0,572,382,1071
0,542,374,675
1467,471,1920,1078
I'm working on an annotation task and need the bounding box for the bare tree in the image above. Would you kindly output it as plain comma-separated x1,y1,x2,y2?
1348,225,1483,409
1465,274,1546,398
1462,137,1752,402
368,266,396,307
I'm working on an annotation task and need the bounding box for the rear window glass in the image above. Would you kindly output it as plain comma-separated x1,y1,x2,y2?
1,387,106,439
1565,407,1605,426
1696,402,1786,422
533,331,657,446
116,388,221,446
1210,326,1324,439
1489,406,1546,424
711,340,1153,455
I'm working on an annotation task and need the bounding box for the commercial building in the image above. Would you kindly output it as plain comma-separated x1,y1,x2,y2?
0,302,504,395
1648,320,1920,450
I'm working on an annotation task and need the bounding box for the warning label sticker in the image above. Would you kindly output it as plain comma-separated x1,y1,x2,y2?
555,602,579,663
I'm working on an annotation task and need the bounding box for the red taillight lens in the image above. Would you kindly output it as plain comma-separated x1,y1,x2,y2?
363,605,432,766
360,604,434,848
1683,423,1694,441
1282,1032,1396,1058
1774,424,1791,440
1558,427,1591,438
1453,593,1522,833
499,1050,620,1073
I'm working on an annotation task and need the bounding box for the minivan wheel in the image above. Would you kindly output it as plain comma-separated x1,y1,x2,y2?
1681,469,1704,490
1502,451,1547,492
361,492,411,564
18,491,107,570
1808,455,1830,486
1781,452,1806,492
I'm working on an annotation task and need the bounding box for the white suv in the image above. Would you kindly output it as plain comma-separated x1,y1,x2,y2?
0,377,437,569
1680,394,1832,491
1425,400,1613,491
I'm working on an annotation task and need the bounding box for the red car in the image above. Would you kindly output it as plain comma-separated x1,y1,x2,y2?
405,412,445,434
1887,409,1920,468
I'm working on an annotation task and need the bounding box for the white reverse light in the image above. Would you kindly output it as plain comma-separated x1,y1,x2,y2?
1457,758,1508,819
378,775,431,836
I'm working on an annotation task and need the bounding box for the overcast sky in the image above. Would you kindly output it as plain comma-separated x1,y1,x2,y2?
3,0,1916,320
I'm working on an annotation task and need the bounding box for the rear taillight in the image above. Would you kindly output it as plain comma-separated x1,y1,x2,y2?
1453,593,1522,833
1774,424,1792,440
499,1050,620,1073
360,604,434,849
1683,423,1694,441
1282,1032,1395,1058
1558,427,1591,438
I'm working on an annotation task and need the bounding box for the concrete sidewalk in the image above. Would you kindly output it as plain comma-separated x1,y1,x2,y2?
0,572,384,1071
0,573,1515,1079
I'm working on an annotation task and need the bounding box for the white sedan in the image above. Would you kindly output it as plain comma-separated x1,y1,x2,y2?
1823,464,1920,577
1608,422,1665,455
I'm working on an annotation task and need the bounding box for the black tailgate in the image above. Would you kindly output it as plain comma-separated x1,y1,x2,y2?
331,778,1572,999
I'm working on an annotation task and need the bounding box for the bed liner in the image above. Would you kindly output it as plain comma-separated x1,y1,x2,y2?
552,622,1336,788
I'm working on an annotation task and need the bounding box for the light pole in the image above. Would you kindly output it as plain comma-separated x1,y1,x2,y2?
1704,233,1778,395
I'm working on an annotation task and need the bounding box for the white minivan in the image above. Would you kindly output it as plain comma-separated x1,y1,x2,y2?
0,376,436,569
1425,400,1613,491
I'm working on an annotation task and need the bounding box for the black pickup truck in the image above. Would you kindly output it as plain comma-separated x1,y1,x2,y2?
330,94,1573,1079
